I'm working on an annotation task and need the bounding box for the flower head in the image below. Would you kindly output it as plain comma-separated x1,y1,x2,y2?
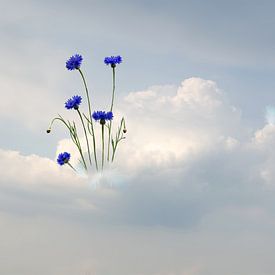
104,55,122,67
66,54,83,70
92,111,113,124
57,152,71,166
65,95,82,110
105,111,114,120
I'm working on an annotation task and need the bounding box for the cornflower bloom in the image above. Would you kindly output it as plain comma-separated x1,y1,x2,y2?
57,152,71,165
92,111,113,170
66,54,83,70
65,95,82,110
104,55,122,68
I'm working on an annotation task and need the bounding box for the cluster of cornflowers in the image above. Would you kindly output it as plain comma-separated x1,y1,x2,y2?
47,54,126,173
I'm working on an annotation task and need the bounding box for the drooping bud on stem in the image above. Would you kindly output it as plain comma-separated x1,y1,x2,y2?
122,118,127,133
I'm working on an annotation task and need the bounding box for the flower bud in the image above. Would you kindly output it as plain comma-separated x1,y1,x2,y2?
100,119,106,125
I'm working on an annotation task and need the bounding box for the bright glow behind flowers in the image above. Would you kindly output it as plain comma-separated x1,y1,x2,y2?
57,152,71,165
104,55,122,67
66,54,83,70
65,95,82,110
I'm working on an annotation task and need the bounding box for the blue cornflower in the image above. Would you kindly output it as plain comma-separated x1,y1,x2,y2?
104,55,122,67
66,54,83,70
57,152,71,166
65,95,82,110
92,111,113,124
105,111,114,120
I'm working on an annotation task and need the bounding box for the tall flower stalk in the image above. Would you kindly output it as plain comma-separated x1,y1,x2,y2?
65,54,98,170
92,111,113,170
106,67,115,162
76,109,92,165
104,56,122,162
64,95,92,166
77,69,98,171
101,123,104,170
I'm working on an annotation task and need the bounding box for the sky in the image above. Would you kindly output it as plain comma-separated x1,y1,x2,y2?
1,0,275,274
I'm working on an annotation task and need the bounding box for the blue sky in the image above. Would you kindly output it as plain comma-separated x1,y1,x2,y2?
1,1,275,274
2,0,275,156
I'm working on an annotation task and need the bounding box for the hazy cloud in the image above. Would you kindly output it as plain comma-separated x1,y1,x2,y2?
1,78,275,274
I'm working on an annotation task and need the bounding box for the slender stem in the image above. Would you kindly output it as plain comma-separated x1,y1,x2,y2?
78,147,87,171
111,137,125,162
77,68,98,171
48,117,70,132
107,67,116,161
101,124,104,170
48,116,87,170
110,67,116,112
111,117,125,162
71,122,88,171
77,109,92,165
67,162,77,172
111,144,116,162
79,152,87,170
78,68,92,118
107,124,112,162
91,121,98,171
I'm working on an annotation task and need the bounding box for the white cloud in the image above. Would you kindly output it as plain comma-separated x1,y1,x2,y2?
116,77,242,173
1,77,275,274
252,124,275,146
0,148,81,186
171,78,222,110
55,78,241,177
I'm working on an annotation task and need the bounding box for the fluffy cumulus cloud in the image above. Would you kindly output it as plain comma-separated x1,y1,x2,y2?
1,77,275,275
119,77,242,173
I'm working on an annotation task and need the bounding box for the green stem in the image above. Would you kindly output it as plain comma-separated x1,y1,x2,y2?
77,109,92,165
78,68,98,171
111,144,116,162
48,116,87,171
110,67,116,112
107,67,116,161
107,123,112,162
101,124,104,170
70,121,88,171
111,119,123,162
78,68,92,118
48,117,70,132
78,149,87,171
67,162,77,172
